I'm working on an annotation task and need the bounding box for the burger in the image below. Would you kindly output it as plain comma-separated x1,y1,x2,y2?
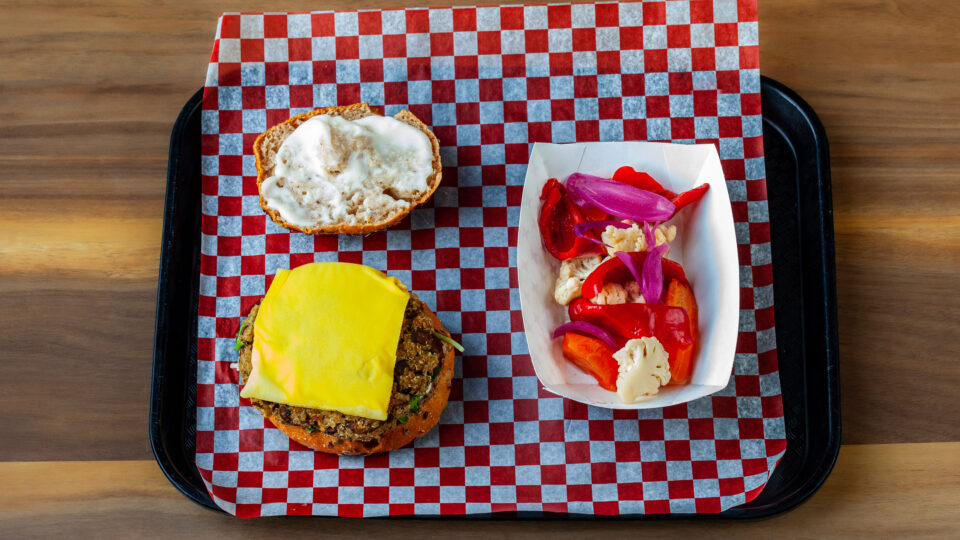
235,262,460,455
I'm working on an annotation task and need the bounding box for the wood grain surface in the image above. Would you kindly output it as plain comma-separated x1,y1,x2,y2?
1,0,959,534
2,443,958,538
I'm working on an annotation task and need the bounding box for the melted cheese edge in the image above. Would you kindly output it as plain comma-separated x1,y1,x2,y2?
239,262,409,421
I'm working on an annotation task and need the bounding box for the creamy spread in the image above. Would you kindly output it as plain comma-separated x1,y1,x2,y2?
612,337,672,403
260,114,435,227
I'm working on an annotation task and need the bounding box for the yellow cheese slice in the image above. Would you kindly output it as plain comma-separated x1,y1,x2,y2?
239,262,409,421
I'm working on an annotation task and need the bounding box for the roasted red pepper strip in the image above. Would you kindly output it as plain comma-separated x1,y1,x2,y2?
581,255,634,299
561,332,619,391
540,177,562,201
670,184,709,214
568,299,694,351
568,299,695,381
664,279,699,383
662,259,689,291
538,179,604,260
581,251,689,300
612,166,677,199
580,206,611,222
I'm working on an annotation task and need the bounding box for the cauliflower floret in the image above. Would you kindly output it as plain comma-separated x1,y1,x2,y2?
624,281,645,303
601,223,677,255
612,337,672,403
553,255,603,305
656,224,677,246
591,281,644,305
593,282,628,305
601,223,644,254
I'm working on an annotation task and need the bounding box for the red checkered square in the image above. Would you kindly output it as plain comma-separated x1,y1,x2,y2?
643,2,667,25
358,11,382,35
405,10,430,33
240,39,264,62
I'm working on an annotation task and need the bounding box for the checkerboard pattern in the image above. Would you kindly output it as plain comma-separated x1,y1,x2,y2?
196,0,785,517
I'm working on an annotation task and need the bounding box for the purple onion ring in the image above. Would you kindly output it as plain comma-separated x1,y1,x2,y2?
552,321,618,349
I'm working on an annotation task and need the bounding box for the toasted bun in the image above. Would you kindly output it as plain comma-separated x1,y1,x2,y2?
253,103,443,235
263,303,455,455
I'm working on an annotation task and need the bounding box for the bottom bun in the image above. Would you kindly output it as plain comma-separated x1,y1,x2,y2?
266,304,455,455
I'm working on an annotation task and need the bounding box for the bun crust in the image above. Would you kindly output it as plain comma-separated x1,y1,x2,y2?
263,303,455,455
253,103,443,236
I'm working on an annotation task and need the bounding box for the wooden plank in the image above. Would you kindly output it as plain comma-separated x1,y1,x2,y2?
2,442,958,537
0,283,157,461
0,199,162,281
0,155,169,200
760,1,960,444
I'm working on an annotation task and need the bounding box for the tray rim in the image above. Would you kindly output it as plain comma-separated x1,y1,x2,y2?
149,76,841,519
150,87,220,511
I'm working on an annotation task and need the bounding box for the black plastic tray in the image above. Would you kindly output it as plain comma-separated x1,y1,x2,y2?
150,76,841,518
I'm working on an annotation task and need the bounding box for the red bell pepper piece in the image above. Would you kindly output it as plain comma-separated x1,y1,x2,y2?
664,279,699,384
667,344,694,384
568,299,696,384
581,255,635,299
612,166,677,199
662,259,689,291
580,205,611,222
670,184,709,214
538,178,604,260
581,251,689,300
560,332,619,391
568,299,694,351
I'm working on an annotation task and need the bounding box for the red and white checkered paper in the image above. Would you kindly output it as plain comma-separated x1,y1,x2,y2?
196,0,785,517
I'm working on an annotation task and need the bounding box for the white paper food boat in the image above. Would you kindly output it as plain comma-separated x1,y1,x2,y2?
517,142,740,409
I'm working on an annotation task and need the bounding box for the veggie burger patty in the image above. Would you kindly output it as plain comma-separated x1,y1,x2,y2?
237,293,452,443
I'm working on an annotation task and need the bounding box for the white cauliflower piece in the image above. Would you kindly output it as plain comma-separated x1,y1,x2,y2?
656,224,677,246
592,281,644,305
553,255,603,305
612,337,672,403
601,223,677,256
624,281,645,303
601,224,644,254
593,282,627,305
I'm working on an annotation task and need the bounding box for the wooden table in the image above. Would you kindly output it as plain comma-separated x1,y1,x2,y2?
2,0,958,536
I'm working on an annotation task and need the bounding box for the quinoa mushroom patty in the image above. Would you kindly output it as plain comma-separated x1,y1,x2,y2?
237,293,452,443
